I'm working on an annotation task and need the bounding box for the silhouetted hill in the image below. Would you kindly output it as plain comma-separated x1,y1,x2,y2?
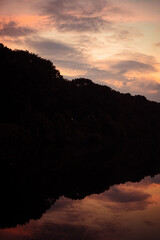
0,43,160,149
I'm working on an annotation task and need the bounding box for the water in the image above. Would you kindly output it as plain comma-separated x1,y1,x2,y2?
1,174,160,240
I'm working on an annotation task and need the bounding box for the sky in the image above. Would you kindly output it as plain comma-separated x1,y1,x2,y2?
0,0,160,101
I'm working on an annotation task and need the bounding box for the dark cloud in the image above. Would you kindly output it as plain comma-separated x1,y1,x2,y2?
56,16,111,32
87,67,117,80
0,222,96,240
0,21,35,37
155,42,160,47
128,81,160,102
144,220,157,226
34,0,117,32
111,60,157,74
126,174,160,189
26,38,82,60
150,174,160,184
141,174,160,185
85,67,130,84
137,81,160,92
57,63,128,83
54,60,87,70
51,60,116,81
0,0,7,7
0,0,37,12
40,0,107,16
26,222,98,240
97,186,153,212
31,221,129,240
105,186,151,203
51,61,133,84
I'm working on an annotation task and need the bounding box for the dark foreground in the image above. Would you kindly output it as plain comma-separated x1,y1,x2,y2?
0,144,160,240
0,142,160,229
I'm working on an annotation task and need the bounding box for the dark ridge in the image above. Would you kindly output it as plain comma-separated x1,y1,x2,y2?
0,44,160,228
0,43,160,147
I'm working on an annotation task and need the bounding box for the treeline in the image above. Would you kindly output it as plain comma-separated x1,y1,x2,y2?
0,43,160,151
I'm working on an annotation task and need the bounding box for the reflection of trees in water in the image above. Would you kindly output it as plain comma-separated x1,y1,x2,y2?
0,143,160,229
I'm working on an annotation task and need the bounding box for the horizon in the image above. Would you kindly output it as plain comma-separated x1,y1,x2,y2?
0,42,157,104
0,0,160,101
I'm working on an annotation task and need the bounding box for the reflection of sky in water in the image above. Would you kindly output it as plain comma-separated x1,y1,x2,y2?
1,174,160,240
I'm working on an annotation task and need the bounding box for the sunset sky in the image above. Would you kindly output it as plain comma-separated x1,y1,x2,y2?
1,0,160,101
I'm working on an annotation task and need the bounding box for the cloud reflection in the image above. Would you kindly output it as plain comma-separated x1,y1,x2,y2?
1,174,160,240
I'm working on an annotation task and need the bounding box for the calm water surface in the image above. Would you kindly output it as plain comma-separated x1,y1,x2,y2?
1,174,160,240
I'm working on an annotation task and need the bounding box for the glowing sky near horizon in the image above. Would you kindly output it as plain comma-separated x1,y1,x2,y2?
0,0,160,101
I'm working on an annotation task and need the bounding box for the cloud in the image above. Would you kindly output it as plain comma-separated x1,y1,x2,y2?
0,0,37,16
34,0,129,32
155,42,160,47
54,60,87,70
22,195,130,240
104,78,160,102
39,0,107,16
85,67,127,84
0,21,35,37
0,222,97,240
105,186,151,203
109,27,143,43
96,185,153,212
115,0,160,21
111,60,157,74
146,91,160,103
55,16,112,33
150,174,160,184
25,220,127,240
55,62,129,83
144,220,157,226
141,174,160,185
125,174,160,189
115,51,157,64
30,222,93,240
124,80,160,102
26,37,83,60
137,81,160,92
